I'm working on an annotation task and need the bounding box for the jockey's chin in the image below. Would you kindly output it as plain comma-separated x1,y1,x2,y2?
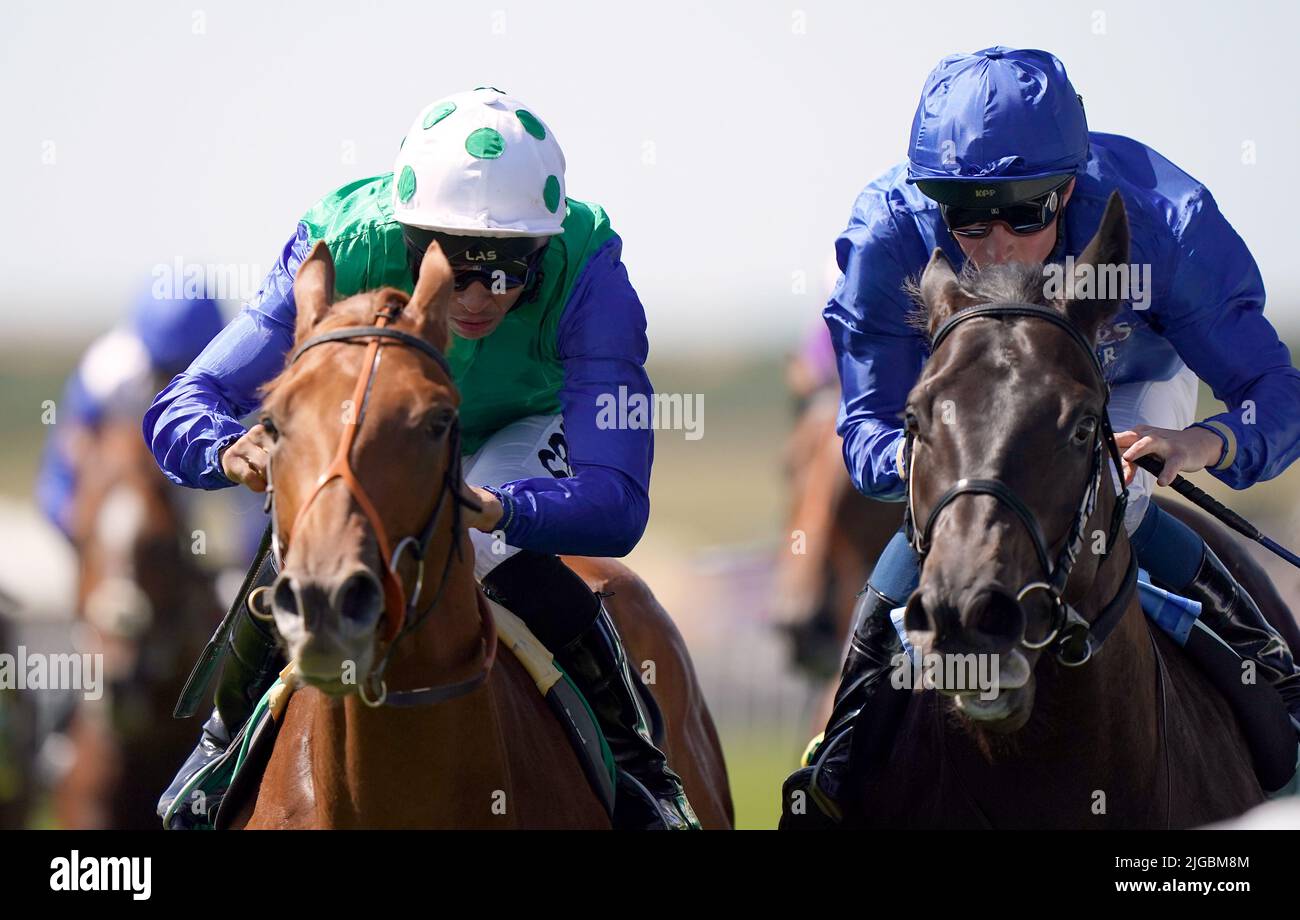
448,284,523,340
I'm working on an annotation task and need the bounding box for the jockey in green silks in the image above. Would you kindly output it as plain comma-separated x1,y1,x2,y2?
146,87,698,830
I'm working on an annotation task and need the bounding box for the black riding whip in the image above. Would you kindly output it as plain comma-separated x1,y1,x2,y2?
1134,455,1300,569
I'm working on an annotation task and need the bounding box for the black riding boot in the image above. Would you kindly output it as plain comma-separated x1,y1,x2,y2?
1187,544,1300,724
781,586,910,826
482,550,699,829
556,606,700,829
157,601,283,827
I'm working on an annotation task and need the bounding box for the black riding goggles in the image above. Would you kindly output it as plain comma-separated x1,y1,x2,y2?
936,177,1071,239
402,227,548,293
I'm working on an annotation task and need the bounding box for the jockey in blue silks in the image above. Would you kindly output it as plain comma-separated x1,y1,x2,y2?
35,289,225,539
797,47,1300,821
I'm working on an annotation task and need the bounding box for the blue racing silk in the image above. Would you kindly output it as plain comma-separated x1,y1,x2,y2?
828,134,1300,499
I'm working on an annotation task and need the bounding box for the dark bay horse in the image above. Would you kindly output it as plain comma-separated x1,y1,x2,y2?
61,420,219,829
234,241,732,829
853,193,1268,828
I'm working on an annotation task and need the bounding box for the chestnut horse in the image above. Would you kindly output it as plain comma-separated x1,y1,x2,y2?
773,384,903,683
233,241,731,829
60,420,219,829
852,194,1269,828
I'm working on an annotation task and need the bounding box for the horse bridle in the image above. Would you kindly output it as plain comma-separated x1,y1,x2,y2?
902,303,1139,667
263,298,496,707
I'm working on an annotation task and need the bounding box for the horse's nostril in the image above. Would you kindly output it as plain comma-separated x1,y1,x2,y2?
902,590,932,634
335,569,383,627
273,575,299,618
963,588,1025,646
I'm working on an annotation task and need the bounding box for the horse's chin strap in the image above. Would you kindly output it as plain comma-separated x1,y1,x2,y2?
901,303,1139,667
265,304,494,708
360,593,499,708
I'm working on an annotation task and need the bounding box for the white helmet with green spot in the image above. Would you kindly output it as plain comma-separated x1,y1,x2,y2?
393,87,567,238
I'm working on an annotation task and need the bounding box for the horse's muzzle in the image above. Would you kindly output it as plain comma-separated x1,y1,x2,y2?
904,584,1026,654
269,567,385,693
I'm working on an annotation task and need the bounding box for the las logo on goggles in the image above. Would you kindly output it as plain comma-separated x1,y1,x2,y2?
403,227,548,292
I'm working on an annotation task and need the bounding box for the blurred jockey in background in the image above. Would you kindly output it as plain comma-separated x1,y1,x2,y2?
34,288,263,560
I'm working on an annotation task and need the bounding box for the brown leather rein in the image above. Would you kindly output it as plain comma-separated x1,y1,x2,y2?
264,300,496,707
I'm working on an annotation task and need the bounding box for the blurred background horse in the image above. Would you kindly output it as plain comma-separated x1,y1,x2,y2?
53,417,220,829
773,326,902,726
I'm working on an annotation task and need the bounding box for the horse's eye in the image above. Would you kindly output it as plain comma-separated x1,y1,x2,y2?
1073,416,1097,444
260,416,279,440
905,411,920,434
426,410,454,439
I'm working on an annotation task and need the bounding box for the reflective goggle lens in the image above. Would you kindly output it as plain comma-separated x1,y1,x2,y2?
402,226,547,293
941,184,1066,238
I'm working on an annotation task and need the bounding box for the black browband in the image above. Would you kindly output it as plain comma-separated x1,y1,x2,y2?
290,325,453,378
929,303,1108,390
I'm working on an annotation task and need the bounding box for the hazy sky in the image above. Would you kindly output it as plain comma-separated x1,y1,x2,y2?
4,0,1296,351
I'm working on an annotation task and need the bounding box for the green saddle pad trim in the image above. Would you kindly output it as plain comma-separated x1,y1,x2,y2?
232,679,277,777
161,677,283,830
554,663,617,791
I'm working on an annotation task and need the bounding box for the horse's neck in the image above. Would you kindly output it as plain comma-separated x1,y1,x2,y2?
915,538,1166,827
1009,538,1165,818
301,533,526,826
1037,540,1159,759
304,681,513,828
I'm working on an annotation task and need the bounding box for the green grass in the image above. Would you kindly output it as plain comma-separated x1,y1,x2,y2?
0,346,79,498
720,731,806,830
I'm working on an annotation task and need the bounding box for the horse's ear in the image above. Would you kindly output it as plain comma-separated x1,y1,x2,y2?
294,242,336,341
918,248,977,336
406,238,453,352
1063,190,1130,342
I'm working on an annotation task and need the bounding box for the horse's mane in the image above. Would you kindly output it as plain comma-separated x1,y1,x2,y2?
903,260,1054,334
